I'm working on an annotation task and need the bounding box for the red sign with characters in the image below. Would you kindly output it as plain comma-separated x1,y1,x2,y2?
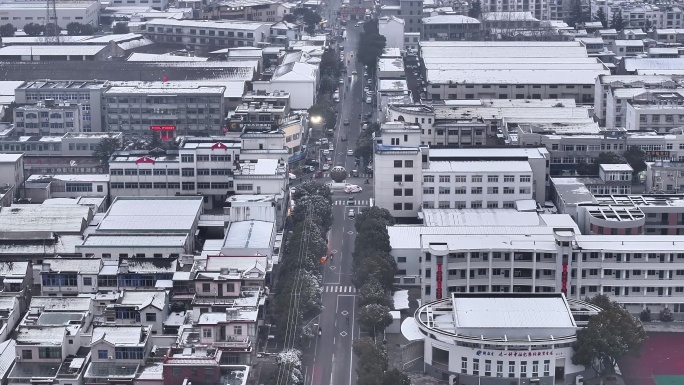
150,125,176,131
561,263,568,295
436,263,443,299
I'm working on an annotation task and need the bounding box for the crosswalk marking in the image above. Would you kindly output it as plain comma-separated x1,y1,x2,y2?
334,199,369,206
323,173,373,178
323,285,357,293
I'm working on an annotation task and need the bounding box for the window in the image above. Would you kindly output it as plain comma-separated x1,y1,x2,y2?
472,175,483,182
405,175,414,182
424,175,434,183
503,175,515,182
39,347,61,359
520,175,531,182
424,187,434,194
394,174,402,182
22,350,32,360
234,325,243,335
404,203,413,210
543,360,550,376
181,154,194,163
394,189,402,196
473,358,480,375
532,361,539,377
497,361,503,377
439,175,450,183
485,360,492,376
98,350,108,359
83,277,92,286
509,361,515,377
394,203,402,210
439,187,450,194
405,160,413,167
203,328,212,338
461,357,468,374
520,361,527,378
471,187,483,194
488,175,499,183
394,160,402,168
202,283,211,292
146,313,157,322
405,188,413,196
115,347,144,360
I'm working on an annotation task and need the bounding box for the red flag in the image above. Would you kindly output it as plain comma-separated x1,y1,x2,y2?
163,76,169,82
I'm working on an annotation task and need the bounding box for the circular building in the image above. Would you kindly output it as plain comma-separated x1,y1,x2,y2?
402,293,601,385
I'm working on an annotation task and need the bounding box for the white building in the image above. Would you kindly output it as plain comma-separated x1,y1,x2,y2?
378,16,405,50
24,174,109,204
110,0,168,10
420,41,609,105
15,80,109,132
142,19,272,52
373,123,550,218
0,153,23,198
104,83,226,138
39,258,101,296
0,0,99,29
625,90,684,133
76,234,191,260
406,293,599,384
14,100,83,136
253,62,319,109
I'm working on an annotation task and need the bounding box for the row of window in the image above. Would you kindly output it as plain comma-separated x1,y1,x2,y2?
149,26,255,39
423,201,517,209
111,167,232,176
440,84,592,90
459,357,551,378
17,122,73,129
111,182,233,190
180,154,234,162
24,93,91,101
108,97,221,104
424,175,531,183
423,186,529,195
16,111,74,119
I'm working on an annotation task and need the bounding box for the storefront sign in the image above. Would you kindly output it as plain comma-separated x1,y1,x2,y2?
436,263,443,299
150,125,176,131
476,350,562,357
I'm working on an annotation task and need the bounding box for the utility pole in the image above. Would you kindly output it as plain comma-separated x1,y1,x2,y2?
45,0,60,44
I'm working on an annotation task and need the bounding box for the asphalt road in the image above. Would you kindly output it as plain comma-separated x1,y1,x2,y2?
301,14,373,385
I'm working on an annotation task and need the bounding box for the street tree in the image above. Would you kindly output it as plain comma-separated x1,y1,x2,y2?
320,74,337,95
572,295,646,376
355,205,395,230
566,0,587,27
308,102,336,131
468,0,482,18
357,32,386,69
622,146,646,176
93,137,122,171
45,22,61,37
23,23,44,36
292,194,333,232
283,13,296,23
382,369,412,385
353,131,374,164
353,338,388,385
112,22,130,34
610,10,624,31
595,8,608,28
353,252,397,290
274,269,322,332
354,218,392,255
0,23,15,37
292,181,332,204
359,278,393,307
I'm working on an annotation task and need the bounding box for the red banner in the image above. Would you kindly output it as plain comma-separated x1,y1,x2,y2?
150,125,175,131
436,263,443,299
561,263,568,295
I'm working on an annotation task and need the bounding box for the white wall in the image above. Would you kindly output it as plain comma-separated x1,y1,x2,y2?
0,2,99,28
379,17,405,50
253,80,315,109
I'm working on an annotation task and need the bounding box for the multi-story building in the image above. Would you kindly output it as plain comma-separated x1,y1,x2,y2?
421,15,481,41
594,74,681,127
104,83,226,138
373,120,550,218
625,90,684,133
209,0,289,22
646,159,684,193
142,19,273,52
109,137,288,209
110,0,168,10
0,153,23,198
14,100,83,136
389,212,684,319
23,174,110,204
0,0,99,28
15,80,109,132
420,41,609,105
481,0,561,19
85,325,153,383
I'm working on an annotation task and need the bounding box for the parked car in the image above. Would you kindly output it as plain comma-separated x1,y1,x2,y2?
320,138,328,145
366,96,372,104
289,173,297,180
352,70,357,75
323,149,330,155
348,209,355,219
339,78,344,84
343,119,350,125
322,164,331,171
347,149,354,156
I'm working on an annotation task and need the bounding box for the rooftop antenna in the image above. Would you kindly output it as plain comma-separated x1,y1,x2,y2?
45,0,60,44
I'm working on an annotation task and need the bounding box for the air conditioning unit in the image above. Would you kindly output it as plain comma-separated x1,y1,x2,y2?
108,356,113,360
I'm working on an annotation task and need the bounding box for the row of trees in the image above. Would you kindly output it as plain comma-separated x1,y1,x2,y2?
272,182,333,347
574,147,646,177
0,22,103,37
351,206,397,334
353,338,410,385
357,19,386,70
318,48,342,95
308,102,337,132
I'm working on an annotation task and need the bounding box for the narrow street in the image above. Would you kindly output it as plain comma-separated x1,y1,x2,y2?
301,13,371,385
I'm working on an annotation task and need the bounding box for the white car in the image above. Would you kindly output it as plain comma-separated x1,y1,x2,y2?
364,86,370,93
366,96,372,104
323,149,330,155
347,149,354,156
289,173,297,180
322,164,331,171
329,144,334,150
345,185,362,193
320,138,329,145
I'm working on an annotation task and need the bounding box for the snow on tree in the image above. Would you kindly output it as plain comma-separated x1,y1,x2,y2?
292,194,333,231
292,181,332,203
359,304,393,334
359,278,393,308
277,349,303,368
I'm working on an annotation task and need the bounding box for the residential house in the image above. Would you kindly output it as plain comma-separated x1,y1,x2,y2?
104,291,168,335
39,258,102,296
85,326,153,384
